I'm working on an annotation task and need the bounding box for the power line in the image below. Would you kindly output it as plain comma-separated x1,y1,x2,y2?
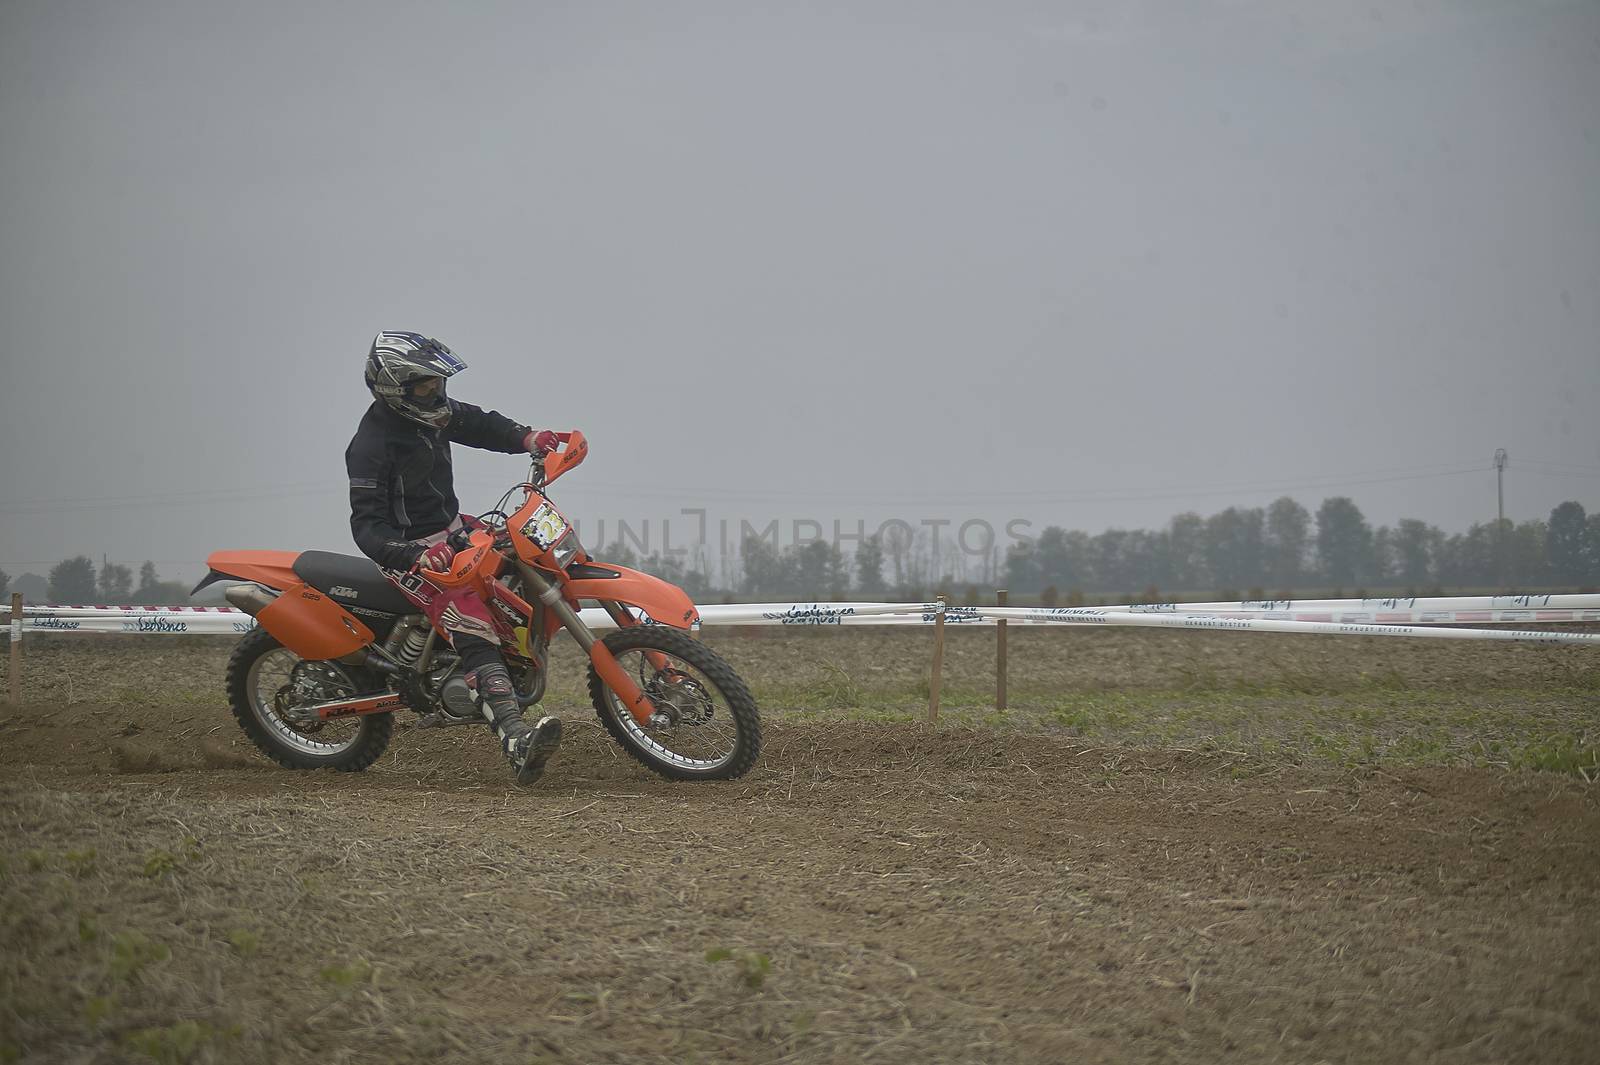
1516,459,1600,476
0,479,337,510
1517,454,1600,470
550,464,1495,505
0,467,1479,514
4,458,1585,520
1520,467,1600,480
0,558,214,565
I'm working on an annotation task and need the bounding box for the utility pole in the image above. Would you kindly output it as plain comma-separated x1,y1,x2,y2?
1494,448,1508,590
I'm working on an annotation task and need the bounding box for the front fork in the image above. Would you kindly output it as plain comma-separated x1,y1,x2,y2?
515,561,661,726
598,602,675,674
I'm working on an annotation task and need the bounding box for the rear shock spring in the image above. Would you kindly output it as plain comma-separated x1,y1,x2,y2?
395,625,430,667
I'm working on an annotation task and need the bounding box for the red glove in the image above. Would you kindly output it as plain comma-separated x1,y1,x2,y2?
417,541,456,572
523,429,560,455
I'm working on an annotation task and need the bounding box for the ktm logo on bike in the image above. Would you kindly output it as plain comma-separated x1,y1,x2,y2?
323,695,406,719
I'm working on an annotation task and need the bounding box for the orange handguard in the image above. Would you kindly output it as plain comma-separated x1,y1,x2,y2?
426,529,502,592
540,431,587,486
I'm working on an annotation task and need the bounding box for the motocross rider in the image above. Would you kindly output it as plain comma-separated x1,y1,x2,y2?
347,331,563,785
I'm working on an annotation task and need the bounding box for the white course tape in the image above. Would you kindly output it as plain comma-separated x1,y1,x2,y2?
1119,606,1600,626
13,601,935,621
706,602,935,625
574,602,939,629
22,597,1600,627
1107,594,1600,625
986,607,1600,646
6,597,1595,644
1119,594,1600,611
6,603,939,636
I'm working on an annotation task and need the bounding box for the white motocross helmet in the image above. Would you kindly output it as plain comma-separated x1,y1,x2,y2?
365,331,467,428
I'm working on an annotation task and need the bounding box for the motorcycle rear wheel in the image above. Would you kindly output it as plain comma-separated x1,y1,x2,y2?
587,627,761,781
225,627,393,772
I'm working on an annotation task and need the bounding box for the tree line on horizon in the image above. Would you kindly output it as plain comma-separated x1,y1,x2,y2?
603,496,1600,603
2,559,193,606
999,497,1599,601
8,497,1597,607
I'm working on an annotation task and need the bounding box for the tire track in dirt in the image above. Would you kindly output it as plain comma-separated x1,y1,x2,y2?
4,693,1598,1064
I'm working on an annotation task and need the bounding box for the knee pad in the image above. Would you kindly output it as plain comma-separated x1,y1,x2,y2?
469,661,515,700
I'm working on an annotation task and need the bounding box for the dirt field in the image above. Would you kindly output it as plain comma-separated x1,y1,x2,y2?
2,629,1597,1063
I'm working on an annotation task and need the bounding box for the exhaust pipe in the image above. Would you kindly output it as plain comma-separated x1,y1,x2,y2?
224,584,279,617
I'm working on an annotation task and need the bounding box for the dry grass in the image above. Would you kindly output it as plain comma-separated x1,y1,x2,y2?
1,628,1597,1063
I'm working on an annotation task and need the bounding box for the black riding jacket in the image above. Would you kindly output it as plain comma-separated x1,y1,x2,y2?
346,399,531,570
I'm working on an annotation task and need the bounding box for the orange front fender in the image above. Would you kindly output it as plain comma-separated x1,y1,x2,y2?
563,564,699,629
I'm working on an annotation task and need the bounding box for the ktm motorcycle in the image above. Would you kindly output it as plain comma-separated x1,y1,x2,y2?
193,432,761,781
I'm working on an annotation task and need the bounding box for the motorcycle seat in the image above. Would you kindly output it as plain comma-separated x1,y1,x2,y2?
292,551,417,615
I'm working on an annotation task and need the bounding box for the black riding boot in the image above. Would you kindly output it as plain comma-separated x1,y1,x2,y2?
467,657,563,786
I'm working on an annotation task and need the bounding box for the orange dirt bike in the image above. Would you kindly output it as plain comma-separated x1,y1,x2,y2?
193,431,761,781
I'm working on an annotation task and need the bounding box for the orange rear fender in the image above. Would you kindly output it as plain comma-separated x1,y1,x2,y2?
562,564,699,630
205,550,303,592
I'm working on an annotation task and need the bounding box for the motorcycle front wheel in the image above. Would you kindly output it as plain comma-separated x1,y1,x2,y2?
587,627,761,781
225,627,394,772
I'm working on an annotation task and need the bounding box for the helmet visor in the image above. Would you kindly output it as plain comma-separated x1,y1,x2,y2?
403,375,448,412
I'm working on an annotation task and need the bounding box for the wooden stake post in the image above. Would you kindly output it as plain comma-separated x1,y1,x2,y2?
996,588,1008,710
928,595,946,723
8,592,21,707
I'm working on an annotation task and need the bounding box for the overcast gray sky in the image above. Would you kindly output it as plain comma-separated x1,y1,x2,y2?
2,0,1597,584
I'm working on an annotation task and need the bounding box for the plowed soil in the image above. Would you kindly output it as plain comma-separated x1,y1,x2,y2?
2,630,1597,1064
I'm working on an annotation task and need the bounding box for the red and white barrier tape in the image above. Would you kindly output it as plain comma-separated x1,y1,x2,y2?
17,605,242,614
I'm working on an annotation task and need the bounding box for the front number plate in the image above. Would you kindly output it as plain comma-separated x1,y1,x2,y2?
521,502,569,548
